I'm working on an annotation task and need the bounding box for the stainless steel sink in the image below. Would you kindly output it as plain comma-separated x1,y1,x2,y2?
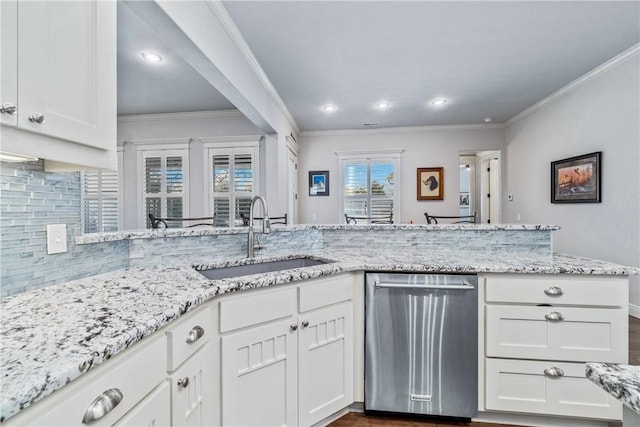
196,258,331,280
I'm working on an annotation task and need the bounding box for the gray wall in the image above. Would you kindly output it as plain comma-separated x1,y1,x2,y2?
504,50,640,308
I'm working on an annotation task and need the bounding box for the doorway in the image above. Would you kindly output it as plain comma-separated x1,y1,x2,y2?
460,150,501,224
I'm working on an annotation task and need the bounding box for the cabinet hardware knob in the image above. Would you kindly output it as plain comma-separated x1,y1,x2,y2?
186,325,205,344
301,320,309,328
544,311,565,321
0,103,17,115
82,388,123,424
28,112,45,124
290,324,298,331
543,367,564,377
544,286,563,296
178,377,189,388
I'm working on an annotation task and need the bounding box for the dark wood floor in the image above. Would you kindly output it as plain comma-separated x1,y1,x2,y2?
330,316,640,427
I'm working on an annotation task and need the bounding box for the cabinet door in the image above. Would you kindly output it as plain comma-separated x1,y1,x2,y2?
298,302,354,427
17,0,115,150
114,382,171,427
169,342,216,427
1,0,18,127
221,317,298,427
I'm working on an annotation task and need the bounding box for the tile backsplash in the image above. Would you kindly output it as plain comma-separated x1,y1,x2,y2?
0,161,128,297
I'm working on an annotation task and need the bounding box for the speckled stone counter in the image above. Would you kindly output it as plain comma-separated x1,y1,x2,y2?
1,244,638,421
586,363,640,414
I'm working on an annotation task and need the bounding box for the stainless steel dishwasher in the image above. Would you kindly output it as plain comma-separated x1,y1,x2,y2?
365,272,478,420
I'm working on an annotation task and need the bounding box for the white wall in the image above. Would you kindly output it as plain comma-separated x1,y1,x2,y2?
298,126,504,224
117,111,263,229
504,49,640,307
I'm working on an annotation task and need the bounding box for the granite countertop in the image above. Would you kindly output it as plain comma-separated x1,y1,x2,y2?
1,250,637,421
75,223,562,244
586,363,640,414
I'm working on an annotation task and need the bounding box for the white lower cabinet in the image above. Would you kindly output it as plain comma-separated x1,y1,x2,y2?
169,342,215,427
485,358,621,420
114,382,171,427
221,317,299,426
481,274,628,422
219,273,356,426
165,305,217,427
298,302,353,426
5,334,168,426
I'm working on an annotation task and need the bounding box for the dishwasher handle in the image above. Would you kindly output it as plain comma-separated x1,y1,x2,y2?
375,281,475,290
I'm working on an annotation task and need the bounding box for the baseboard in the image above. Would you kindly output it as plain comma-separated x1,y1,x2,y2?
630,303,640,319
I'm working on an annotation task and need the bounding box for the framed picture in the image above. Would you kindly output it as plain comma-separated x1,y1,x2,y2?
459,192,470,207
551,151,601,203
309,170,329,196
417,167,444,200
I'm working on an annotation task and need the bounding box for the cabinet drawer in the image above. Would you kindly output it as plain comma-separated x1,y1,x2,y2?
299,274,353,313
486,305,627,362
113,382,170,427
8,334,166,426
484,274,628,307
220,287,296,333
166,305,214,371
485,358,622,420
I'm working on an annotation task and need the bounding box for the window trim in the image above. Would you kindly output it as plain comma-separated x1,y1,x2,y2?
336,150,403,223
202,136,261,227
80,147,123,234
133,138,191,228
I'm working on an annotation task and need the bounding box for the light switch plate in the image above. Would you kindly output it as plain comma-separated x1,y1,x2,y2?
47,224,67,254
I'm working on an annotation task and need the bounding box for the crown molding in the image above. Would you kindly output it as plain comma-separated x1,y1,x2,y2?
204,1,301,135
117,110,244,122
199,135,262,144
507,44,640,126
127,137,192,147
302,122,505,137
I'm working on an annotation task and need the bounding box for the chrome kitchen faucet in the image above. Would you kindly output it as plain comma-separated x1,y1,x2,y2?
247,195,271,258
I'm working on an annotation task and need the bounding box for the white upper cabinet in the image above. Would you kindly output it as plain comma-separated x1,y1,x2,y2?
1,0,116,169
1,0,18,127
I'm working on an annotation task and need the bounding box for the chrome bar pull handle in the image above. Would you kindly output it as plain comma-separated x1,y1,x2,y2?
82,388,123,424
178,377,189,388
544,286,564,296
0,103,17,115
544,311,565,321
185,325,204,344
543,367,565,377
28,112,45,124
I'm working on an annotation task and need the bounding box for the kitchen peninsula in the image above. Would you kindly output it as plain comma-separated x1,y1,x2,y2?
1,224,637,426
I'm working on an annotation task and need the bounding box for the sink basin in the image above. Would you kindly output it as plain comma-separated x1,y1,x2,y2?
196,258,331,280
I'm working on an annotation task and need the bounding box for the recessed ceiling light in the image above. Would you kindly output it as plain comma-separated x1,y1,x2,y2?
431,98,448,106
484,117,493,123
376,102,390,110
141,51,163,63
322,104,337,112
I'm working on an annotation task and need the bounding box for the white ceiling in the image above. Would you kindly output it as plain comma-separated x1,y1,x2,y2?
117,1,640,130
117,2,235,116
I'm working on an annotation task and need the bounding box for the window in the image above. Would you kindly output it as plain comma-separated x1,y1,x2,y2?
137,146,189,228
338,151,402,223
81,150,123,233
203,137,260,227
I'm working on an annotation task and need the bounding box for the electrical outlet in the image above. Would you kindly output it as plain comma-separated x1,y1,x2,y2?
47,224,67,254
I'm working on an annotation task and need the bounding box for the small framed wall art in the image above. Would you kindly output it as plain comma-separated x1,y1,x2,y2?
551,151,601,203
417,167,444,200
309,170,329,196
